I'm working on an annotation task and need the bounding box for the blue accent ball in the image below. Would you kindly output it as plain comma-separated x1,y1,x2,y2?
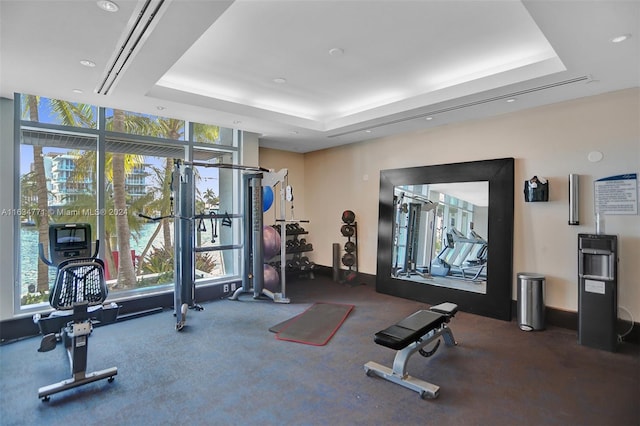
263,186,274,212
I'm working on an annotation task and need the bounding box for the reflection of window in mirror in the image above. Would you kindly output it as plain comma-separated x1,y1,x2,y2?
391,181,489,295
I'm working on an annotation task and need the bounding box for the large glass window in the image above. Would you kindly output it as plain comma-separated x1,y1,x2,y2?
17,94,241,310
19,143,97,305
192,149,240,283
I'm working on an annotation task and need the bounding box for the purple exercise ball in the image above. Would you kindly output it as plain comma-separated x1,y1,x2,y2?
263,264,280,292
263,225,281,260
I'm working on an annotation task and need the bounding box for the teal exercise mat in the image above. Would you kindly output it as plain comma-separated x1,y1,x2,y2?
271,302,355,346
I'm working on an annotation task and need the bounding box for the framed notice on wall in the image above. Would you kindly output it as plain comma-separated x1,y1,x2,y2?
594,173,638,215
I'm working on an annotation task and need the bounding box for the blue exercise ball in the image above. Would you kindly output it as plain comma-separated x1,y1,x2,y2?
263,264,280,292
263,225,281,259
263,186,274,212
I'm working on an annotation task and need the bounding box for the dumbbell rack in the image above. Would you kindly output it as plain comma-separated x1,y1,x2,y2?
269,222,315,279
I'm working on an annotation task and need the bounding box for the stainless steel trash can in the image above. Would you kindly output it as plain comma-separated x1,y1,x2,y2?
517,273,545,331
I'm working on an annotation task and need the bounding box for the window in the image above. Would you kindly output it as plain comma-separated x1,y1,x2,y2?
17,94,242,310
19,143,97,303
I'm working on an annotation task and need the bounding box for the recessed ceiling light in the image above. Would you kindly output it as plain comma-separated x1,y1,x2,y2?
97,1,119,12
156,106,165,111
273,77,287,84
611,34,631,43
80,60,96,67
365,130,372,133
506,98,517,103
329,47,344,56
72,89,84,94
425,116,433,121
289,130,298,135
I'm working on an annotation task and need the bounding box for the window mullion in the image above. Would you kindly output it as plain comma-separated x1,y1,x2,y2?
96,106,106,259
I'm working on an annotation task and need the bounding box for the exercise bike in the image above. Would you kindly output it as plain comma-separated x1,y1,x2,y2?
33,223,119,402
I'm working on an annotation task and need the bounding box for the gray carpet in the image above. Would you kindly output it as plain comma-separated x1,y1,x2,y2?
1,275,638,426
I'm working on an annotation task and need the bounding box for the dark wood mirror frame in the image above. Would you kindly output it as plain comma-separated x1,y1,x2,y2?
376,157,514,321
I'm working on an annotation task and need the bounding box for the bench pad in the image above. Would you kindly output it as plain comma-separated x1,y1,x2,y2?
374,310,446,350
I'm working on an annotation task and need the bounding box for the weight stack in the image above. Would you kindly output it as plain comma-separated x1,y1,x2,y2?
340,210,358,282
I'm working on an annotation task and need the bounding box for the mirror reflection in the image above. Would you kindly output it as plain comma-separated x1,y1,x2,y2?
391,181,488,294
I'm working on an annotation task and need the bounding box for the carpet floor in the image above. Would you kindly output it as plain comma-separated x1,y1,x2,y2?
1,275,638,426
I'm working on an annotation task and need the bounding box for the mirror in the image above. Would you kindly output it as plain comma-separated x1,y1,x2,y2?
391,181,488,294
377,158,514,321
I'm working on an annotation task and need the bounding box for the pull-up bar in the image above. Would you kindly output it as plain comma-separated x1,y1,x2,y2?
175,160,270,173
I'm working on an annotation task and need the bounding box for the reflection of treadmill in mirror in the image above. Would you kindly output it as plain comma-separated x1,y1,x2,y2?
431,228,487,281
456,230,488,281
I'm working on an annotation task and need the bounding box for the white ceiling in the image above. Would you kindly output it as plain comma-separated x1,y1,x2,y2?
1,0,638,153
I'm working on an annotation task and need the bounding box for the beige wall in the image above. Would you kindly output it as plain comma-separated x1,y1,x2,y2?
266,89,640,318
258,147,306,223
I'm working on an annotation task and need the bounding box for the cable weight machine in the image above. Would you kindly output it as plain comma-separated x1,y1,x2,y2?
231,168,294,303
140,160,292,330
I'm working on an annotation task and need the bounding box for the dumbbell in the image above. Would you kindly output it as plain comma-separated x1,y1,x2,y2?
300,256,312,270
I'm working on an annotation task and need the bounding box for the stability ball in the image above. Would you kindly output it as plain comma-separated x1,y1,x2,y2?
263,225,281,259
263,186,274,212
263,264,280,292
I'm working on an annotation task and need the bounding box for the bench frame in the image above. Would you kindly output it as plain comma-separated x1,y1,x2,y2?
364,303,457,399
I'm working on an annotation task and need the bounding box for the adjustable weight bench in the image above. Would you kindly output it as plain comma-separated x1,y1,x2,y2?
364,302,458,399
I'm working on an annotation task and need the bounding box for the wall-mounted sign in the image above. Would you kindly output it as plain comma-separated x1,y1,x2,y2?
594,173,638,215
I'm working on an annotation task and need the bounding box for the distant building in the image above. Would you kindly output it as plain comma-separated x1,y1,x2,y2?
39,154,146,207
125,165,147,202
50,154,91,205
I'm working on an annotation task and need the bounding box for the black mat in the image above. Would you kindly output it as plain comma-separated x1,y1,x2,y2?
271,302,354,346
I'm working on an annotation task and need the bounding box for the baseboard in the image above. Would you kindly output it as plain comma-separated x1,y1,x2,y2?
3,270,637,345
317,266,639,345
1,280,242,344
509,301,639,345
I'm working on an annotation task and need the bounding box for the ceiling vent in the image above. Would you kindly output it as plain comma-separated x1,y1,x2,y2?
96,0,166,95
328,75,590,138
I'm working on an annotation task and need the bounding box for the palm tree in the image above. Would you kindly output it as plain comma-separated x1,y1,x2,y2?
23,95,50,294
20,171,39,223
193,122,220,144
202,188,219,209
136,164,173,275
136,119,220,274
22,98,222,293
104,109,154,288
22,96,100,293
155,118,184,250
42,99,149,288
